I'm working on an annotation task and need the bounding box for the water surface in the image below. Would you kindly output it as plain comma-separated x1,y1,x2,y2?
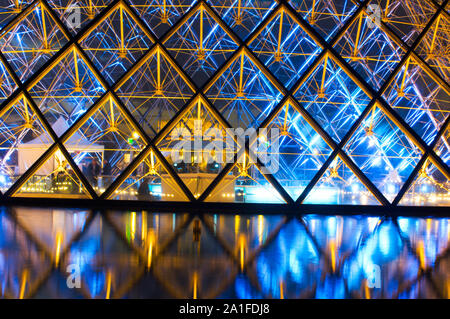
0,207,448,299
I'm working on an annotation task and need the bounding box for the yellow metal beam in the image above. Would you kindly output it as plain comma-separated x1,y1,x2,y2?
275,8,284,62
352,12,363,60
319,53,328,98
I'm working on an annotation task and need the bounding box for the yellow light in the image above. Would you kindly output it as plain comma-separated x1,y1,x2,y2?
132,132,140,139
54,231,63,266
19,269,29,299
147,229,155,269
193,271,198,299
130,212,136,241
142,211,147,243
279,280,284,299
417,240,426,270
258,215,264,245
447,278,450,299
329,239,336,273
239,234,246,271
235,215,240,235
105,270,112,299
364,280,371,299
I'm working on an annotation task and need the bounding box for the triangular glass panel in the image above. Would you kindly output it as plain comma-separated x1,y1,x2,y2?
0,95,52,193
0,0,34,31
383,57,450,146
294,55,371,143
47,0,113,34
303,155,380,205
315,278,348,299
399,160,449,206
216,274,263,299
434,127,449,166
29,48,106,137
0,58,18,103
333,10,405,90
202,214,286,258
63,96,147,195
260,101,333,200
164,5,239,87
32,272,86,298
64,214,142,299
122,273,173,298
14,146,92,198
111,149,189,201
289,0,360,41
249,8,322,89
80,4,153,85
302,215,381,273
153,218,236,298
116,47,195,138
156,98,237,199
107,211,190,257
397,216,450,269
208,0,277,41
206,51,283,129
0,2,69,82
251,219,321,298
13,207,91,258
343,220,420,299
0,210,51,299
377,0,437,46
429,254,450,299
397,277,440,299
344,105,423,202
128,0,195,38
416,13,449,84
206,153,286,203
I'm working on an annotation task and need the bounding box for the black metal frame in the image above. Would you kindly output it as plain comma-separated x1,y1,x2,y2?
2,196,449,217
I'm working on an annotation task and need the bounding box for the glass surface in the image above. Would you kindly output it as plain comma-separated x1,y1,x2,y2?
0,0,448,205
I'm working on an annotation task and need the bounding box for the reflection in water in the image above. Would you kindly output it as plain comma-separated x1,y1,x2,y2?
0,207,448,299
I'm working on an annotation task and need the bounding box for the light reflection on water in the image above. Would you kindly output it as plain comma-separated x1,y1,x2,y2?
0,207,448,299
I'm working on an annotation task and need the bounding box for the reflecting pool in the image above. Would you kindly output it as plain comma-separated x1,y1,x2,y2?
0,207,448,299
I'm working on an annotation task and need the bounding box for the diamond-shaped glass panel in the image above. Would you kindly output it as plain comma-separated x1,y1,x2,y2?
63,96,147,195
80,5,153,85
206,52,282,129
249,8,322,89
344,106,423,202
115,47,194,138
164,5,239,87
0,2,69,82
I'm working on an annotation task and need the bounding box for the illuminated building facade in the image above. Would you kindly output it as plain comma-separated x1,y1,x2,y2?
0,0,448,207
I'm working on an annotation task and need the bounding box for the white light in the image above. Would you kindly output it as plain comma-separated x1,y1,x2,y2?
387,184,396,194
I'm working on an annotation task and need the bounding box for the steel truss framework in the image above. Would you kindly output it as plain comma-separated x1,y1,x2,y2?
0,0,449,209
